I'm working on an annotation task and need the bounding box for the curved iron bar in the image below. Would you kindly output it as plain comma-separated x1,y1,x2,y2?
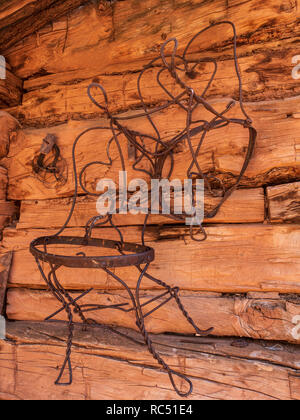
30,21,257,397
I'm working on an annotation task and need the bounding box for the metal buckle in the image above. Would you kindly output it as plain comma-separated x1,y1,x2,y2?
40,134,57,155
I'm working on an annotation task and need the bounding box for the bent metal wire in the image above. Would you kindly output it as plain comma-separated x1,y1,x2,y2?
30,21,257,397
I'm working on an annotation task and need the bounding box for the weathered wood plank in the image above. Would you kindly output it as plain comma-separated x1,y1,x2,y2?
2,224,300,293
0,1,53,27
0,111,20,158
0,200,17,229
6,288,300,344
7,40,300,126
0,252,12,314
268,182,300,223
0,167,8,200
1,321,300,400
0,65,22,108
4,0,299,85
0,0,89,52
17,188,265,229
3,97,300,200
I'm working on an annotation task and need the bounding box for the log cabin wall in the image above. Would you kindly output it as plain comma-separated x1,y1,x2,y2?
0,0,299,400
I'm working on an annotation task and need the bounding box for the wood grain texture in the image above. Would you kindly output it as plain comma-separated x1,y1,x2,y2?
0,66,22,108
268,182,300,223
3,0,299,88
3,97,300,201
2,224,300,293
0,200,17,229
0,166,8,200
6,288,300,344
0,0,89,52
17,188,265,229
2,321,300,400
0,111,21,158
7,41,300,126
0,252,12,314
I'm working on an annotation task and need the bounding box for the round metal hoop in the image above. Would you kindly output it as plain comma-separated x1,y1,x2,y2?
30,236,155,268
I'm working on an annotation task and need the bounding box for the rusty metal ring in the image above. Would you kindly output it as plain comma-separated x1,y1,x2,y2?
30,236,155,268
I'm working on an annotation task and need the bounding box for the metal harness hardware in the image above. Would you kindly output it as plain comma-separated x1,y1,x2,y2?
30,21,257,397
32,133,67,187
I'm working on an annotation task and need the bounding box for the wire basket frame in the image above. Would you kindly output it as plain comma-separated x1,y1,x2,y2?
30,21,257,397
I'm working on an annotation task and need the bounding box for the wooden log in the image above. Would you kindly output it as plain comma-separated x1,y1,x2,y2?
0,0,89,52
6,288,300,344
0,166,8,200
2,224,300,293
0,252,12,314
3,97,300,200
4,0,298,84
0,1,56,28
0,65,23,108
268,182,300,223
2,321,300,400
7,41,300,126
0,200,17,228
0,111,21,158
17,188,265,229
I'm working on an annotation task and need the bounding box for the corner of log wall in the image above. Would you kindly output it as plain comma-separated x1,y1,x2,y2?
0,0,299,401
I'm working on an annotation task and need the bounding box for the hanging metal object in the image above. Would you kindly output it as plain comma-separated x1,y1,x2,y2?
30,21,257,397
32,133,68,187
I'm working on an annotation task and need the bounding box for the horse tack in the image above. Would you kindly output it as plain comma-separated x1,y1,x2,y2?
32,133,68,187
30,21,257,397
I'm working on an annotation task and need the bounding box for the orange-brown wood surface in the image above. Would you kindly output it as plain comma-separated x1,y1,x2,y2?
6,288,300,344
0,0,299,401
268,182,300,223
17,188,265,229
3,97,300,200
3,224,300,293
2,321,300,400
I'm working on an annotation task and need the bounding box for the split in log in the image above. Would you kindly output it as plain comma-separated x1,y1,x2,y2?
2,321,300,400
6,288,300,344
2,97,300,200
17,188,265,229
2,224,300,293
0,252,12,314
268,182,300,223
0,0,90,52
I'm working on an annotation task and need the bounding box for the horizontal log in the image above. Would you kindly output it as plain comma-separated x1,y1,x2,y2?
0,0,89,52
0,252,12,314
268,182,300,223
3,97,300,200
2,321,300,400
3,224,300,293
7,41,300,126
4,0,298,84
7,288,300,344
17,188,265,229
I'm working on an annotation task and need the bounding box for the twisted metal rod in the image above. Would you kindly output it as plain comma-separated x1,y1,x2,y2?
31,21,257,397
